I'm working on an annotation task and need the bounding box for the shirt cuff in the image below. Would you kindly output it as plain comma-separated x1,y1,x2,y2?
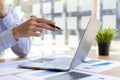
1,13,15,28
0,28,17,49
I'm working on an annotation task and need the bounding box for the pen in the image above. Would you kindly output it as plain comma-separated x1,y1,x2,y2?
30,15,63,31
48,24,63,31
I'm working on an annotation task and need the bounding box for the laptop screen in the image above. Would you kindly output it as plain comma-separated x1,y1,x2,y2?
69,17,101,70
64,18,91,56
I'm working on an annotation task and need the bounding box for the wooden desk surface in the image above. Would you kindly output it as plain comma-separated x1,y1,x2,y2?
0,51,120,78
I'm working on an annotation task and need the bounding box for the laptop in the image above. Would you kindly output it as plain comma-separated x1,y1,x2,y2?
18,17,101,71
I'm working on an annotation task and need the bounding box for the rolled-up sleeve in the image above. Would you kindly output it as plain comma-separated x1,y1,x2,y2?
0,28,17,51
2,12,17,28
0,7,31,57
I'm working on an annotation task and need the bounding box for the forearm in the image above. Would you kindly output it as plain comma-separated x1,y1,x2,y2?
11,38,31,57
0,7,31,57
0,28,31,57
0,29,17,52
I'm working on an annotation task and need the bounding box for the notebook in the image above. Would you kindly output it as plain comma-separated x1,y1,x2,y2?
18,17,101,71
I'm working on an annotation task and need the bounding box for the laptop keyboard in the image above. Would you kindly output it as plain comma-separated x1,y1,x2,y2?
42,58,73,69
30,57,73,70
32,58,55,63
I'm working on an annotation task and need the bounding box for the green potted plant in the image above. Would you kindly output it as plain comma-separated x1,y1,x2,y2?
96,27,118,56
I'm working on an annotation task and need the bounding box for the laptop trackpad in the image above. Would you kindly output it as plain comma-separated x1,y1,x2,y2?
45,71,91,80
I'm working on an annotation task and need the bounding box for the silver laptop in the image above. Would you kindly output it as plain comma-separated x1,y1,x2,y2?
18,17,101,71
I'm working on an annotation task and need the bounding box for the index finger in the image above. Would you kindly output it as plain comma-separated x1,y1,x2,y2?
35,18,55,25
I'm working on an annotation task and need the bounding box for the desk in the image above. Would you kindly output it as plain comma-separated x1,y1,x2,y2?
88,52,120,77
0,51,120,78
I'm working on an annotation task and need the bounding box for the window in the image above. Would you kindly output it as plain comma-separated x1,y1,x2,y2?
4,0,120,58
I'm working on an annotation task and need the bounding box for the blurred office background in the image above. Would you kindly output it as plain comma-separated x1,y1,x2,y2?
3,0,120,58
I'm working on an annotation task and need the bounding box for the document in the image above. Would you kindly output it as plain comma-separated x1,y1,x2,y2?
44,70,120,80
0,60,30,76
76,58,120,73
16,69,120,80
82,74,120,80
0,75,24,80
16,70,62,80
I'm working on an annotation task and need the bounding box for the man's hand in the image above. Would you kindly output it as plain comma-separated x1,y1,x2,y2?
0,0,8,18
12,17,56,40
